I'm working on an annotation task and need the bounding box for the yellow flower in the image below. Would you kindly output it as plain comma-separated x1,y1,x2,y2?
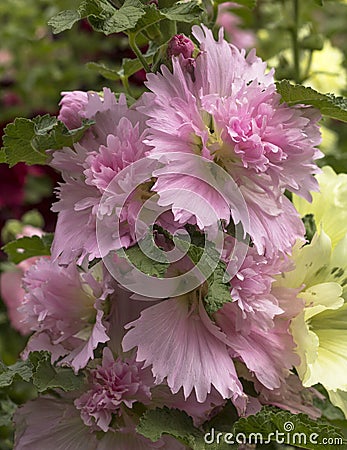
319,124,338,156
328,390,347,418
293,166,347,248
303,40,346,95
276,166,347,417
277,231,347,417
267,39,346,95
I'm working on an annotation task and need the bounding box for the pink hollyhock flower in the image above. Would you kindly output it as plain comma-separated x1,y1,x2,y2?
20,258,113,372
106,285,158,355
51,175,101,264
214,273,302,390
96,428,182,450
50,89,154,264
75,347,153,432
58,90,89,130
122,295,247,409
217,3,256,49
216,303,300,389
140,25,321,256
0,225,44,334
0,258,37,335
14,396,98,450
152,384,225,427
255,373,322,419
223,242,284,333
207,238,303,389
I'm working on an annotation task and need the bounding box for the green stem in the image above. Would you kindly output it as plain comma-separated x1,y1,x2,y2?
211,1,219,26
303,49,313,81
128,33,151,73
120,76,132,97
291,0,300,83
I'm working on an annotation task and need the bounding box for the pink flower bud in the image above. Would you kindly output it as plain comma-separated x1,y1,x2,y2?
57,90,88,130
167,34,195,59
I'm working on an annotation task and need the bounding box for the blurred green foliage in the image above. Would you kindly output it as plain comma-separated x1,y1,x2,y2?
0,0,130,123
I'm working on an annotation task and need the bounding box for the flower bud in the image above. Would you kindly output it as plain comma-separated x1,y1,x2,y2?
167,34,195,59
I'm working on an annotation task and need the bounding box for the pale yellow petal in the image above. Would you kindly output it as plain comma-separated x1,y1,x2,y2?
319,125,338,156
328,390,347,419
276,232,332,289
304,329,347,390
300,282,343,320
311,302,347,331
294,167,347,248
297,231,332,288
291,313,319,384
304,41,346,95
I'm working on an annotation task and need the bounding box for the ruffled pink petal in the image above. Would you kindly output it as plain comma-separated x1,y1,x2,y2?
216,303,300,389
122,297,246,405
238,180,305,256
58,91,88,130
256,374,322,419
51,179,100,264
75,347,153,431
152,384,225,427
20,258,112,372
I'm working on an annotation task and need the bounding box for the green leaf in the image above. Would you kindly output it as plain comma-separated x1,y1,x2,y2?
121,238,169,278
0,352,83,395
86,61,121,80
1,115,93,167
48,1,103,34
276,80,347,122
2,118,48,166
89,0,146,35
118,55,153,78
2,234,53,264
0,360,33,388
137,407,206,449
31,118,94,153
314,0,323,5
160,1,203,23
183,240,232,314
232,406,346,450
0,397,17,427
184,240,219,280
0,148,6,164
48,9,81,33
132,1,202,35
87,54,154,81
131,5,163,34
49,0,146,36
204,262,232,314
30,352,84,393
150,227,232,313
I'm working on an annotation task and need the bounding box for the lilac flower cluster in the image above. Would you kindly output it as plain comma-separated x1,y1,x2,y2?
6,25,325,449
